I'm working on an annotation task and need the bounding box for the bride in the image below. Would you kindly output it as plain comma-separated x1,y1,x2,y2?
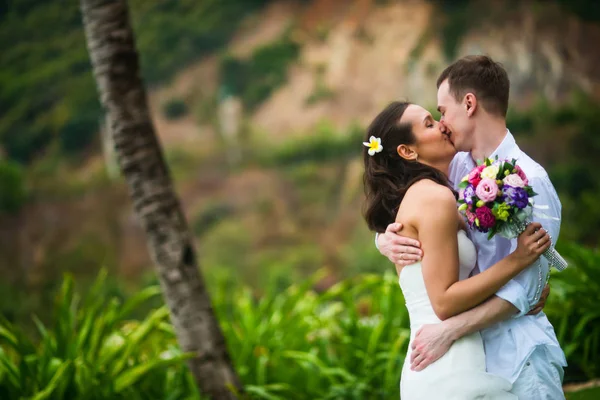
362,101,551,399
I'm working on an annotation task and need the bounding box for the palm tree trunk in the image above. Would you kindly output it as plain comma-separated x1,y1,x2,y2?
79,1,243,397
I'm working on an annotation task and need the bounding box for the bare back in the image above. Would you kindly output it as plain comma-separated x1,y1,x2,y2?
394,179,463,276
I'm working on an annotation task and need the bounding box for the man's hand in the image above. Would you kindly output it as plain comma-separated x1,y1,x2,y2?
527,283,550,315
377,222,422,266
410,322,455,371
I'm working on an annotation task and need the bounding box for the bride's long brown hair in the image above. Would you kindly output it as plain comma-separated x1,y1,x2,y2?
363,101,454,233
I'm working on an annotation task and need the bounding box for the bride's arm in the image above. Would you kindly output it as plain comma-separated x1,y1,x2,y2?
418,184,549,321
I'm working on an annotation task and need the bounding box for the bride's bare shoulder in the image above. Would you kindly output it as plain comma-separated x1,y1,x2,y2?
404,179,455,207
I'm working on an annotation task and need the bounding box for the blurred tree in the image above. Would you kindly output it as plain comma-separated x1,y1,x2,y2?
79,0,243,398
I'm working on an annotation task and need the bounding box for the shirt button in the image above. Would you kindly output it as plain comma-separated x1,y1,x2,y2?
526,362,531,367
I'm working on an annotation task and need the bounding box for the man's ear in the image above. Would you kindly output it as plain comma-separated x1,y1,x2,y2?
464,93,477,117
397,144,418,161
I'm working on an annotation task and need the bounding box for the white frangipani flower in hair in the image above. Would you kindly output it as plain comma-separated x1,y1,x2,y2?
363,136,383,156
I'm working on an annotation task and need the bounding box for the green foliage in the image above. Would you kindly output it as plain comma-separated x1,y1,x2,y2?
555,0,600,22
219,33,300,111
423,0,474,61
0,270,198,400
508,94,600,244
546,243,600,382
567,387,600,400
1,268,409,399
130,0,271,84
161,98,189,120
214,270,411,399
0,1,272,163
254,121,363,167
437,0,473,61
4,243,600,398
305,65,336,106
192,201,235,237
0,159,27,213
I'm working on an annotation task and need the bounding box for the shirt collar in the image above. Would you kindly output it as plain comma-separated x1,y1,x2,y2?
463,129,517,168
488,129,516,160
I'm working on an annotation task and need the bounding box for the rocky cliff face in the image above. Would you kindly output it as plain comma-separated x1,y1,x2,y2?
216,0,600,137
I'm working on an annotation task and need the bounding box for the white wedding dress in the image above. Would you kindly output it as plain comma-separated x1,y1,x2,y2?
399,230,517,399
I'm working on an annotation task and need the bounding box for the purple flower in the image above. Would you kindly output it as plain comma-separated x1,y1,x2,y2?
504,185,529,209
463,184,475,204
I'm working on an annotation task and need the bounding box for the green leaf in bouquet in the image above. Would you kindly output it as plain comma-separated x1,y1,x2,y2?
458,180,469,189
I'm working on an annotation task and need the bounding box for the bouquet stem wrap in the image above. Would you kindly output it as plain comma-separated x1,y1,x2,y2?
509,220,568,271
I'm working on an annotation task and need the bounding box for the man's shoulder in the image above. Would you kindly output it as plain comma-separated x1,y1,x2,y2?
511,148,548,180
510,146,561,205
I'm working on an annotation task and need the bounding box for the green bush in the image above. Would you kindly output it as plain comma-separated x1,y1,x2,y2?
555,0,600,22
219,33,300,111
192,201,235,237
1,268,410,399
3,243,600,398
546,243,600,382
254,121,363,167
305,66,336,106
0,271,199,400
0,159,26,214
162,98,189,120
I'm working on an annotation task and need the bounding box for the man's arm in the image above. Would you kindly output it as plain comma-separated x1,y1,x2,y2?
410,295,516,371
376,223,422,265
411,282,551,371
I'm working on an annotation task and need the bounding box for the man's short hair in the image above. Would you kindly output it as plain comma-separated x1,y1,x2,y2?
437,55,509,117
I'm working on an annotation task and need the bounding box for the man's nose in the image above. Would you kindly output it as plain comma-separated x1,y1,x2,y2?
439,122,448,134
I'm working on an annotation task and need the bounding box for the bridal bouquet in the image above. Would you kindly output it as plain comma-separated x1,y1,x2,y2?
457,157,567,271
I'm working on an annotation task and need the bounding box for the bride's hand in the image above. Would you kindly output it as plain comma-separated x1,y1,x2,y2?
512,222,551,267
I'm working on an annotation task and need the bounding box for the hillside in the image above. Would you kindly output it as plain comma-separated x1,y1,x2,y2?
2,0,600,320
149,0,600,147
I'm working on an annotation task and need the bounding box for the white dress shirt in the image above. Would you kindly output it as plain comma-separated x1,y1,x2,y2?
448,130,567,383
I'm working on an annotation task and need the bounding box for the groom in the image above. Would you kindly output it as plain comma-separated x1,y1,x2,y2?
377,55,567,398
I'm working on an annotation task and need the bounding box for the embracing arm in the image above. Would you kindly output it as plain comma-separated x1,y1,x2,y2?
408,295,517,371
418,185,549,321
443,295,518,339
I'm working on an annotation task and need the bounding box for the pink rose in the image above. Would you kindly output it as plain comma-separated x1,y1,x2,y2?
468,165,485,187
476,206,496,229
475,178,499,202
513,165,529,185
503,174,525,188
